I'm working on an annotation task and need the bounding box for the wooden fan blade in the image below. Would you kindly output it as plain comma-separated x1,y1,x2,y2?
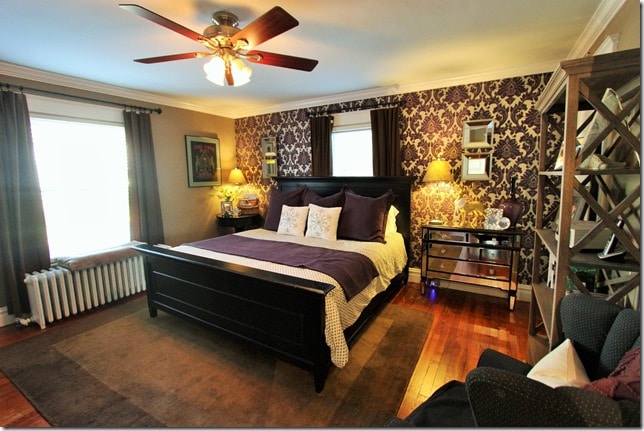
119,4,209,44
134,52,211,64
246,51,318,71
232,6,298,49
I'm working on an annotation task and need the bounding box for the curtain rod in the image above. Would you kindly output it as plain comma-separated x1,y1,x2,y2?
0,82,162,114
306,98,406,118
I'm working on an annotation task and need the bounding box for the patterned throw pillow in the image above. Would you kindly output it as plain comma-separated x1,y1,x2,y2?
264,186,307,231
277,205,309,237
584,346,640,401
305,204,342,241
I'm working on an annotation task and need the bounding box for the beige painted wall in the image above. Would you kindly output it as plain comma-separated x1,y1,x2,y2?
151,106,235,246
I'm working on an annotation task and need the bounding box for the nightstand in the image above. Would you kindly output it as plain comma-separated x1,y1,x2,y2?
421,225,523,310
217,213,262,232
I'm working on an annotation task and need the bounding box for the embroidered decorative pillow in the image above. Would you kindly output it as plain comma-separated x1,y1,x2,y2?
277,205,309,237
527,338,591,388
264,186,307,231
305,204,342,241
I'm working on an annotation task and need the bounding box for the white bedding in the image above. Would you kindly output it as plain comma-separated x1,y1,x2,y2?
171,228,407,367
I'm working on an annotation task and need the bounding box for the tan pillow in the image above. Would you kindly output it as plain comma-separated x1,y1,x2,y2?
527,339,590,388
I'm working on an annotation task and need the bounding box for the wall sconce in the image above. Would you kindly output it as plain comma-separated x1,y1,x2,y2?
423,159,454,183
261,136,278,178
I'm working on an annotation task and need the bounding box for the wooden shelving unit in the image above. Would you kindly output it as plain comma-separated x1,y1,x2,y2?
528,48,641,362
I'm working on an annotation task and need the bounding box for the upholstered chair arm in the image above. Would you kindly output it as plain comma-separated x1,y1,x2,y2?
465,367,626,427
476,348,533,375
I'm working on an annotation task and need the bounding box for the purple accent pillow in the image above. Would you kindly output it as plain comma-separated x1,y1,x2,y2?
583,347,640,401
264,186,307,231
337,189,394,243
302,185,348,208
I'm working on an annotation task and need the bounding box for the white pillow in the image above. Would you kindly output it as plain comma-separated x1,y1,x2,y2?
305,204,342,241
526,338,590,388
386,205,399,235
277,205,309,237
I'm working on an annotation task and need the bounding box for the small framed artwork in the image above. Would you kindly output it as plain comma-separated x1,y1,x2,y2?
221,201,233,215
185,135,221,187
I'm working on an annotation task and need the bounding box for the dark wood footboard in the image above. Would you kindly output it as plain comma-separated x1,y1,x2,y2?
135,243,336,392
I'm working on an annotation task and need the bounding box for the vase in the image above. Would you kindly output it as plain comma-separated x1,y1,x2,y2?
500,178,522,227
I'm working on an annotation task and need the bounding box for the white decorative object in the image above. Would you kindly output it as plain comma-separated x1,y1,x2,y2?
496,217,511,230
484,208,503,230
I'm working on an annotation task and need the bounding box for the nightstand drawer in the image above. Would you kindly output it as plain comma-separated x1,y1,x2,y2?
427,244,463,259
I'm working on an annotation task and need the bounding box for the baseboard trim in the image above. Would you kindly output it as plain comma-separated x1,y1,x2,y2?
408,267,530,303
0,306,15,327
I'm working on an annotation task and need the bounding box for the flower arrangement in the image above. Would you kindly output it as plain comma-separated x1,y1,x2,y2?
215,185,238,202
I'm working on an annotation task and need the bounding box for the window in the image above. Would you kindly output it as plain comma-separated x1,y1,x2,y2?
331,110,373,176
28,96,130,258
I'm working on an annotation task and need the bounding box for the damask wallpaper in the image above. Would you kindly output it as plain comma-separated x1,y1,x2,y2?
234,73,550,285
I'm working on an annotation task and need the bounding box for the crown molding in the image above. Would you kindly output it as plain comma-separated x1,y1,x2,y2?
0,62,233,117
567,0,626,59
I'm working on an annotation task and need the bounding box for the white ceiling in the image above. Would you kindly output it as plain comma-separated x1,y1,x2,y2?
0,0,620,119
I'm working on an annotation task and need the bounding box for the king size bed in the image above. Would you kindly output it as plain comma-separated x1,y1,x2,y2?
133,176,413,392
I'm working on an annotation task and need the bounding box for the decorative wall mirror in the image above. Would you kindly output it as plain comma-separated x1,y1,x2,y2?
462,119,494,181
461,152,492,181
261,136,278,178
463,119,494,149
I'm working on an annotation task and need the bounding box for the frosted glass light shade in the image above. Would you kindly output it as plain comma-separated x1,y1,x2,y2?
230,57,252,87
204,56,226,86
423,159,453,182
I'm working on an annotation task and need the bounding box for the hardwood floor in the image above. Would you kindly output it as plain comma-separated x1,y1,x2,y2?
392,283,529,418
0,283,529,426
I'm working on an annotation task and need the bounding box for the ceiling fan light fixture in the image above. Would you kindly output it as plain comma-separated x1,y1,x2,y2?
203,56,226,86
230,57,252,87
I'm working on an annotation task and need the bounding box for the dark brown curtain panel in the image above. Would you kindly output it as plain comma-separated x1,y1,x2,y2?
310,115,333,176
124,110,165,245
371,106,402,176
0,90,50,315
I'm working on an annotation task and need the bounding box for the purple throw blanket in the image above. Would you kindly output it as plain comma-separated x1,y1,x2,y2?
186,235,378,300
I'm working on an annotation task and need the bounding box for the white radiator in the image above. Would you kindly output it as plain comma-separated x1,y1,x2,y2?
23,254,146,329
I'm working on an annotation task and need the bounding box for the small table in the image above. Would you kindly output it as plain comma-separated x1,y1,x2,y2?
217,213,262,232
421,224,523,310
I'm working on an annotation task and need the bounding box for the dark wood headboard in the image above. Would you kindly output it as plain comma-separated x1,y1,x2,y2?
275,176,413,264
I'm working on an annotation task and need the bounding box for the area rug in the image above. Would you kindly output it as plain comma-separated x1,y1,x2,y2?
0,295,432,427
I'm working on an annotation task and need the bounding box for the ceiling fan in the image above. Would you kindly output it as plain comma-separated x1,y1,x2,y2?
119,4,318,87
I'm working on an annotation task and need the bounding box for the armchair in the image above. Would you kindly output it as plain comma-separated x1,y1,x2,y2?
386,293,640,427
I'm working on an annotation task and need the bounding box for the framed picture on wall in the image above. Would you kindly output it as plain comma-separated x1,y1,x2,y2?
185,135,221,187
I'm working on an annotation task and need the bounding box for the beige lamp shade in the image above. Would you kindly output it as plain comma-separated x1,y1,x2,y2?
227,168,247,185
423,159,453,182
